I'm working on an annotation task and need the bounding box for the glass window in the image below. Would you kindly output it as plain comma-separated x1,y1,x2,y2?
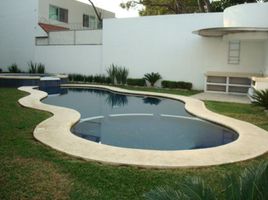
228,41,240,65
49,5,68,23
59,8,68,23
49,5,58,20
89,15,97,29
83,14,89,27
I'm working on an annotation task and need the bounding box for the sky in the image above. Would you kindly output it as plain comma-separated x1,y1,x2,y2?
77,0,141,18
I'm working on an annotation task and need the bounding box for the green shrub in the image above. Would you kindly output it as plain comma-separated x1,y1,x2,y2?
85,75,94,83
127,78,146,86
28,62,37,73
161,80,177,88
161,80,193,90
252,89,268,109
145,161,268,200
8,64,21,73
28,61,45,74
116,67,129,85
177,81,192,90
106,64,118,84
93,74,111,84
68,74,85,82
106,64,129,85
68,74,74,81
144,72,162,87
37,63,45,74
68,73,111,84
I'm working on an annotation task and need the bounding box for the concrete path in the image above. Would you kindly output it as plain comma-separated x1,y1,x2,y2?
191,92,251,104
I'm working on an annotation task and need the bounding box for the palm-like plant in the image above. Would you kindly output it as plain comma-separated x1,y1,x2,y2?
144,72,162,87
252,89,268,109
144,161,268,200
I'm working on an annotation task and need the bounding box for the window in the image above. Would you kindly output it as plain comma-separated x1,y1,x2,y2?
228,40,240,64
89,15,97,29
49,5,68,23
83,14,89,27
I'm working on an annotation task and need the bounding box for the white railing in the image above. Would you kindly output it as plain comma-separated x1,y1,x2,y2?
38,16,100,31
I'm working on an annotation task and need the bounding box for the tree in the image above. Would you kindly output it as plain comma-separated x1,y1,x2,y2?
88,0,103,28
120,0,214,15
211,0,261,12
120,0,264,15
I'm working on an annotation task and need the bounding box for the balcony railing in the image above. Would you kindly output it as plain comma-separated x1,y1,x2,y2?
38,16,100,31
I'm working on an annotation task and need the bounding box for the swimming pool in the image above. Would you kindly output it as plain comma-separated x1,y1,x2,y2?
42,87,238,150
19,85,268,167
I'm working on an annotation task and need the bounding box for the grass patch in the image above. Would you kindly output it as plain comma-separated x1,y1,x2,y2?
118,85,201,96
0,88,267,199
205,101,268,131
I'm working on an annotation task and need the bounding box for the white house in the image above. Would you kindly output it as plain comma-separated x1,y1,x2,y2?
0,0,268,93
0,0,114,76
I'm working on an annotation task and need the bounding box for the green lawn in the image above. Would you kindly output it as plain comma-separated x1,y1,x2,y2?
205,101,268,131
118,85,201,96
0,88,267,200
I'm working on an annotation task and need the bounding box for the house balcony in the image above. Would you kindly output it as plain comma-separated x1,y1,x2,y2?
36,29,102,46
36,16,102,46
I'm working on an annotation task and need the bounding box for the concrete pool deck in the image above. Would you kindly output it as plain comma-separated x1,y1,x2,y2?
18,84,268,168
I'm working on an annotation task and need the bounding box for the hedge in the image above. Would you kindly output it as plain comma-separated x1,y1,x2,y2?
68,74,111,84
161,80,192,90
127,78,146,86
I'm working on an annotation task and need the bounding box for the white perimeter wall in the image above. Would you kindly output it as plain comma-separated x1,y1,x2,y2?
0,0,39,71
47,29,102,45
34,45,103,75
102,14,265,90
265,41,268,75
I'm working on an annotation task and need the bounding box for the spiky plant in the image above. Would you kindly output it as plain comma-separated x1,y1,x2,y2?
252,89,268,109
223,161,268,200
144,161,268,200
144,72,162,87
37,63,45,74
8,64,21,73
106,64,118,84
28,62,45,74
145,177,216,200
116,67,129,85
28,61,37,73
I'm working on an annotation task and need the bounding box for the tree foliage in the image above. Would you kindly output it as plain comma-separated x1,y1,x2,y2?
120,0,265,15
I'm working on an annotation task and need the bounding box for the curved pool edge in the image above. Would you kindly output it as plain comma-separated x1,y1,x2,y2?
17,84,268,168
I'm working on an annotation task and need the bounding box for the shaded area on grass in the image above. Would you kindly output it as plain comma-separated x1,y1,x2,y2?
0,88,267,200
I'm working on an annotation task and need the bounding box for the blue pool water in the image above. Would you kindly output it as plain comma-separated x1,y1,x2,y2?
42,88,238,150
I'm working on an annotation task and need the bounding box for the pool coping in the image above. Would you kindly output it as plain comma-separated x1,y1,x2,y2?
18,84,268,168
